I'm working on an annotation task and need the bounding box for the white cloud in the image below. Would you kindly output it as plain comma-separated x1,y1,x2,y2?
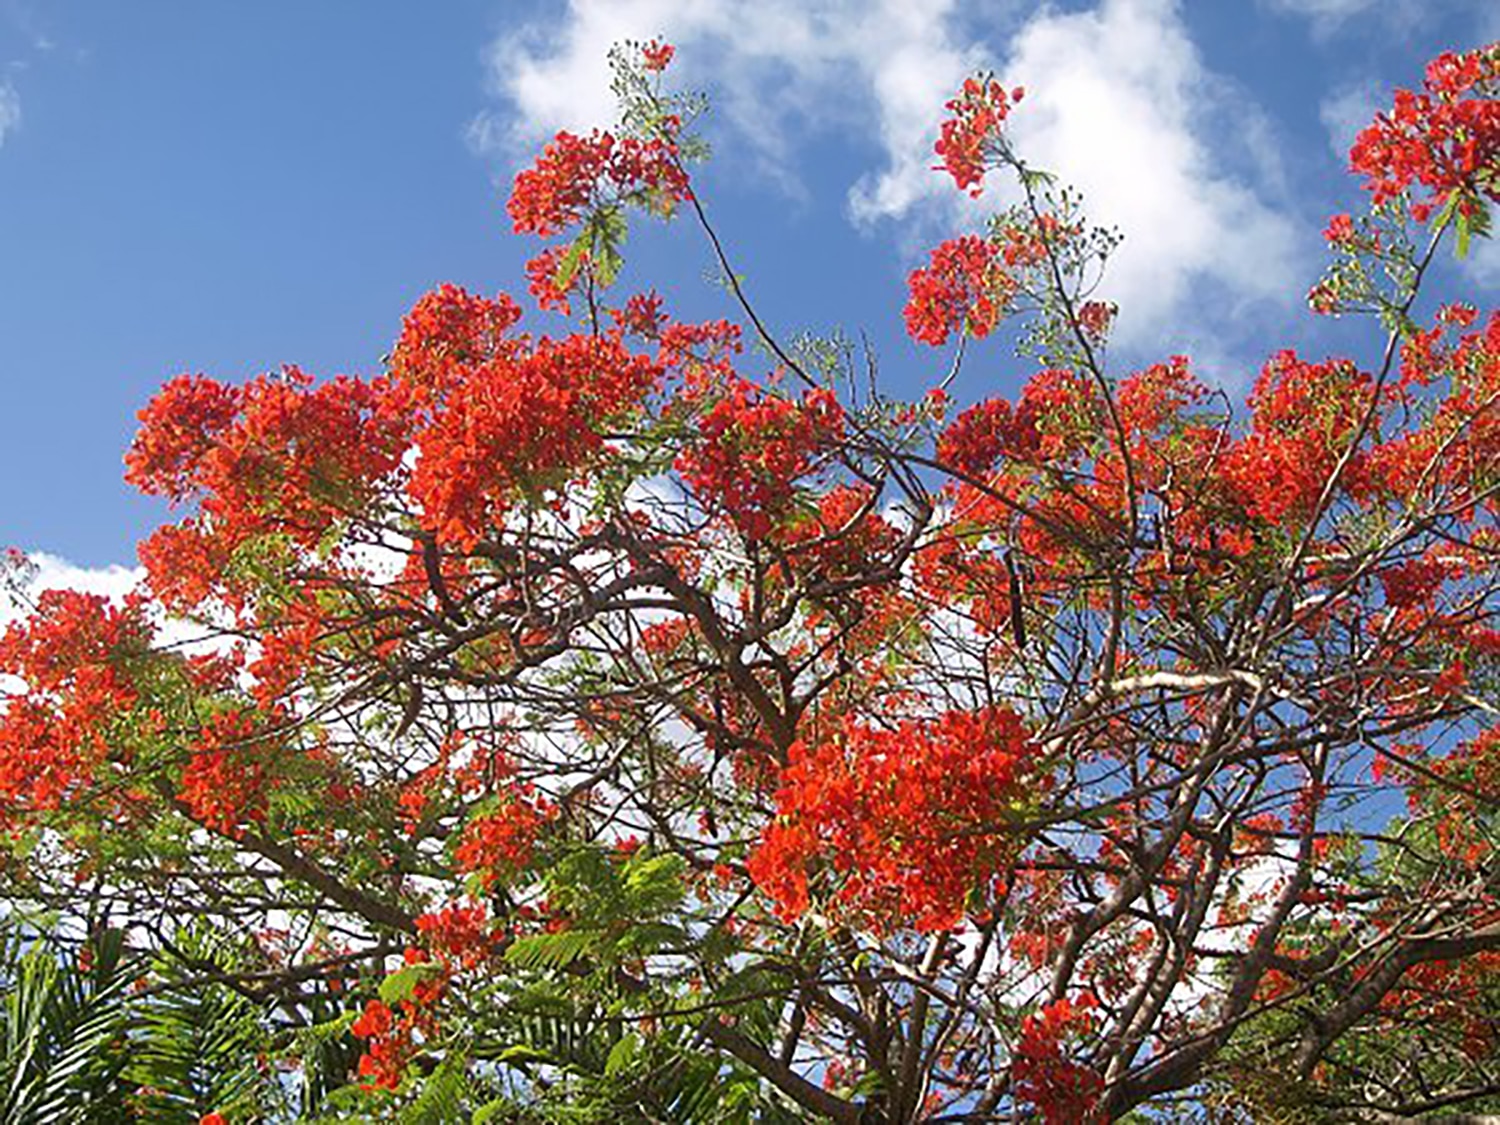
472,0,988,191
0,553,222,668
0,83,20,148
1461,232,1500,290
0,554,142,694
989,0,1301,349
1319,80,1382,163
478,0,1302,354
1262,0,1375,23
0,552,141,632
1266,0,1482,38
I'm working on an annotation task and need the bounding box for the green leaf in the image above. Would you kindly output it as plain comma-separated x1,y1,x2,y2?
553,237,590,292
503,930,603,972
613,921,685,957
471,1100,517,1125
621,853,686,916
603,1032,639,1078
399,1052,468,1125
1020,167,1058,190
379,961,445,1006
584,206,629,288
125,924,280,1122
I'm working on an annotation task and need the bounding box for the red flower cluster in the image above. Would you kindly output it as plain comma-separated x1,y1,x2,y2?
136,522,231,614
937,369,1101,477
1349,44,1499,221
128,368,413,522
1380,556,1456,609
933,76,1024,195
408,332,660,548
1117,356,1202,437
1369,310,1499,513
507,129,691,238
675,383,845,540
177,710,272,836
0,589,147,699
1076,299,1116,344
937,396,1021,476
641,38,675,73
748,706,1039,931
524,245,582,314
0,590,151,825
1222,351,1372,527
1012,995,1103,1124
350,999,401,1088
351,949,451,1092
124,375,242,503
126,366,416,607
781,485,900,575
1441,728,1500,803
390,284,524,389
612,290,667,338
905,235,1011,347
1009,367,1102,464
454,785,558,889
1323,212,1356,244
415,901,494,970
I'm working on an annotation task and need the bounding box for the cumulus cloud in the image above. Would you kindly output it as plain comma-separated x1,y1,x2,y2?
0,83,20,148
0,554,141,694
478,0,1302,353
472,0,987,197
1262,0,1376,25
1460,233,1500,289
0,553,222,665
1319,80,1382,163
1265,0,1480,38
983,0,1301,349
0,552,141,631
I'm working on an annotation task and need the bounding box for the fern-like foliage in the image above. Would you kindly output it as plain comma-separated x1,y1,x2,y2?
125,924,286,1123
0,925,134,1125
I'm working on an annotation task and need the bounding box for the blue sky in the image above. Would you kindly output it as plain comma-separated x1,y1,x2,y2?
0,0,1494,571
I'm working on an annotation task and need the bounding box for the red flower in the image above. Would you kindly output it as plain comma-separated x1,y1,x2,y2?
507,130,691,238
748,706,1040,932
1349,45,1499,214
675,383,845,540
351,998,393,1040
641,39,675,73
904,235,1009,347
1380,556,1455,609
177,710,274,837
1013,995,1103,1124
390,284,524,389
1076,300,1116,343
408,331,659,549
1221,351,1372,527
126,364,417,572
1323,212,1356,244
454,786,557,889
0,590,155,828
415,902,494,969
933,76,1023,195
124,374,242,504
525,246,582,314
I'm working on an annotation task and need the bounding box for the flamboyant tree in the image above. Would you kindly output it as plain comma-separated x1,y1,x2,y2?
1,37,1497,1124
